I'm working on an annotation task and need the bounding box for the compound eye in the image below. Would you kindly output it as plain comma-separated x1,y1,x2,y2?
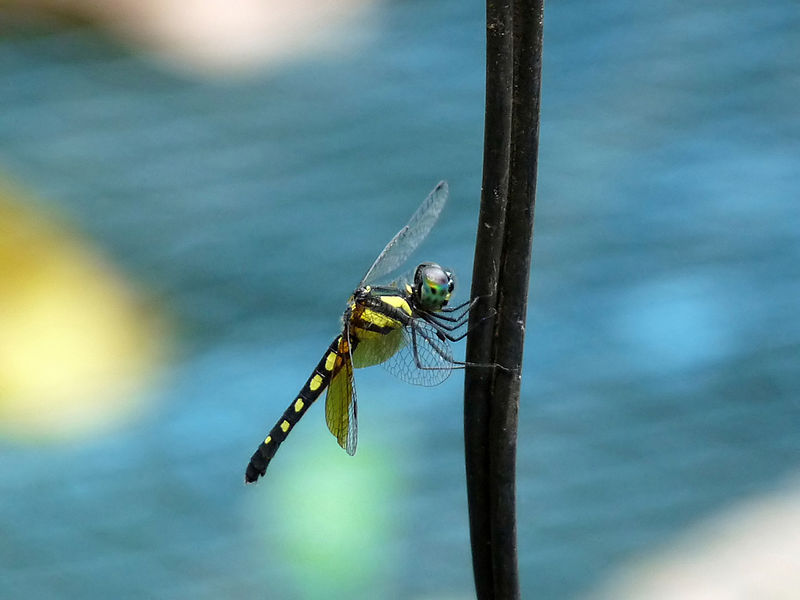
424,264,448,288
415,263,454,310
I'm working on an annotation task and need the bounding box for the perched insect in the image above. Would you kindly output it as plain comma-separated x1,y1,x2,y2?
246,181,478,483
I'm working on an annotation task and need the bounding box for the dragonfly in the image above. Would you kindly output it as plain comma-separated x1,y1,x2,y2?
245,181,478,484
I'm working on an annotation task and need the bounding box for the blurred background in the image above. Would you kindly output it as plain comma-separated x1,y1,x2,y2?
1,0,799,598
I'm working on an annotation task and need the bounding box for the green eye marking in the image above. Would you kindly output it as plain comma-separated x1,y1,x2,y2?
245,181,476,484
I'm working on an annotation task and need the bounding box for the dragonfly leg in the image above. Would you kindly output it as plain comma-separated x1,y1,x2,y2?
423,295,491,332
423,309,496,342
438,298,473,314
418,298,478,336
436,297,479,321
409,325,457,371
425,313,469,331
410,325,479,370
413,316,509,373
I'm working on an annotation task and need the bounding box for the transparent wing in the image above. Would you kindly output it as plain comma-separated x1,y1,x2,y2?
360,181,449,287
381,320,454,387
351,327,405,369
324,330,358,455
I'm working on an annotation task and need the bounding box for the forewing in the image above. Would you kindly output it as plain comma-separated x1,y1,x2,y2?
381,320,454,387
361,181,449,287
324,332,358,455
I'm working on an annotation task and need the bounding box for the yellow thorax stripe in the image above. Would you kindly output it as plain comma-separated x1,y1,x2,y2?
360,308,402,331
378,295,412,316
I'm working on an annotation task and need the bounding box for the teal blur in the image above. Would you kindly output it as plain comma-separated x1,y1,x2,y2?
1,1,799,598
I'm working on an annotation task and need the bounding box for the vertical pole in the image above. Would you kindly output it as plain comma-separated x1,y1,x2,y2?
464,0,544,598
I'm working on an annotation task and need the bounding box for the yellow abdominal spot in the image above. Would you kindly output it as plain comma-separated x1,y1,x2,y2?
280,420,290,433
294,398,304,412
324,351,337,371
264,435,272,444
309,374,323,391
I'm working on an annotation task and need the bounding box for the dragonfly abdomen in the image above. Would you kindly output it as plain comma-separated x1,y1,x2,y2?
245,335,346,484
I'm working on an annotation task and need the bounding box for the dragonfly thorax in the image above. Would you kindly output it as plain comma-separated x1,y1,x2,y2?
413,262,454,312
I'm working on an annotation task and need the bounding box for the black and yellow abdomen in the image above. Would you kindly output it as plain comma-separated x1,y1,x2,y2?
245,335,353,483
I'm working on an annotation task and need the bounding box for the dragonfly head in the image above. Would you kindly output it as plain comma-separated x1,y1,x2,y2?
413,263,454,311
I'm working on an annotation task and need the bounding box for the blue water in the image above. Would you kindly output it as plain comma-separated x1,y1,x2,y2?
1,1,799,598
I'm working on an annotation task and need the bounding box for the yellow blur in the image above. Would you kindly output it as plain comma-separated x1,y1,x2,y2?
0,183,166,440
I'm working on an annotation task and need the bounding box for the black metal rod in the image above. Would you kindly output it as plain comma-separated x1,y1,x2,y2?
464,0,544,598
464,1,514,598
